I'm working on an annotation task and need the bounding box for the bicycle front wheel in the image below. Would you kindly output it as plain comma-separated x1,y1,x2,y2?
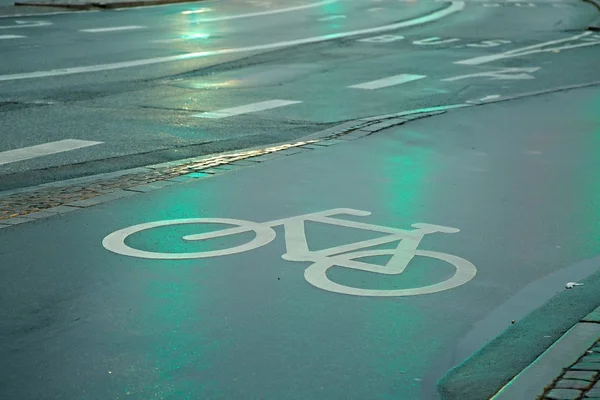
303,249,476,297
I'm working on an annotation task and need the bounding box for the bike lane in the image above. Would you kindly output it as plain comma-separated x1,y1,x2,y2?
1,86,600,399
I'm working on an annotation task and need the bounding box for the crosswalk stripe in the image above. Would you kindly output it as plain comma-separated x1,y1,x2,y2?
193,100,302,119
0,139,102,166
349,74,427,90
79,26,145,33
0,35,26,39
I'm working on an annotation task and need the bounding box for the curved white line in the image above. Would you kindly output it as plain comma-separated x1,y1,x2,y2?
0,1,464,82
187,0,338,21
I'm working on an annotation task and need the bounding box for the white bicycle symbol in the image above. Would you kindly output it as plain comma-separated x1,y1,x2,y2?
102,208,476,297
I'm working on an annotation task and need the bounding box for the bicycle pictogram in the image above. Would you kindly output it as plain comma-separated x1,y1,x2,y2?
102,208,477,297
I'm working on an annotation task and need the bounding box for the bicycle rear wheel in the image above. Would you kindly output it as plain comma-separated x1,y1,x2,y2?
103,218,276,259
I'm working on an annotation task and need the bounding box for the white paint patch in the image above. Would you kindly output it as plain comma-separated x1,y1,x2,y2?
191,0,338,22
318,15,347,21
368,7,385,11
455,32,597,65
358,34,404,43
413,36,460,45
349,73,426,89
0,34,26,39
0,139,102,166
0,1,464,82
103,208,477,297
0,20,51,29
79,25,145,33
443,67,540,81
193,100,301,119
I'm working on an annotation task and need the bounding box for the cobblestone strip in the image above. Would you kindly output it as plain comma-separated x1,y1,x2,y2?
540,307,600,400
0,113,430,226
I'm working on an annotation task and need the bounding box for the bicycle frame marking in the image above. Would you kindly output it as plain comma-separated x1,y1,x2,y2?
102,208,477,297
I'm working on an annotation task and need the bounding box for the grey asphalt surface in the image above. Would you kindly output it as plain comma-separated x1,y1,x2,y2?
1,0,599,190
1,85,599,400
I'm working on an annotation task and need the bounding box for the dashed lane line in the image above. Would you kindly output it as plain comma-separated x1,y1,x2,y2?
0,139,103,166
0,1,464,82
192,100,302,119
348,74,426,90
0,34,26,39
79,25,145,33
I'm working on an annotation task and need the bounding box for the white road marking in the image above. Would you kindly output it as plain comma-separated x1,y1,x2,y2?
189,0,338,21
193,100,302,119
0,139,102,166
413,36,460,45
443,67,540,81
368,7,385,11
0,34,26,39
103,208,477,297
349,74,426,89
318,15,347,21
467,94,501,103
358,34,404,43
79,25,145,33
0,20,51,29
455,32,597,65
0,1,464,82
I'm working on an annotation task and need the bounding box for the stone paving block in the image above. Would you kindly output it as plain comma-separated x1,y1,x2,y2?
67,190,137,208
572,363,600,371
312,139,345,146
21,211,60,220
582,354,600,362
587,389,600,398
545,388,583,399
338,130,371,140
563,370,597,381
124,181,176,193
359,120,404,133
555,379,592,389
582,306,600,323
183,172,211,179
45,205,80,214
276,148,305,156
0,216,35,225
250,153,286,162
228,160,260,167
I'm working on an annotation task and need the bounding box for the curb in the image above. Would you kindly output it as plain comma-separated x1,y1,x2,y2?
4,79,600,226
438,255,600,400
0,105,455,228
492,306,600,399
14,0,200,10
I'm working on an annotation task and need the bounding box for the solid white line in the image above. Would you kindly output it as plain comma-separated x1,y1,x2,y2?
349,74,426,90
0,1,464,82
455,32,594,65
79,25,145,33
193,100,301,119
0,139,103,166
187,0,337,21
0,34,26,39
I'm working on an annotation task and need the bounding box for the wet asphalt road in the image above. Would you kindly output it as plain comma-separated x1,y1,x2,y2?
1,85,600,400
0,0,599,190
1,1,600,399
